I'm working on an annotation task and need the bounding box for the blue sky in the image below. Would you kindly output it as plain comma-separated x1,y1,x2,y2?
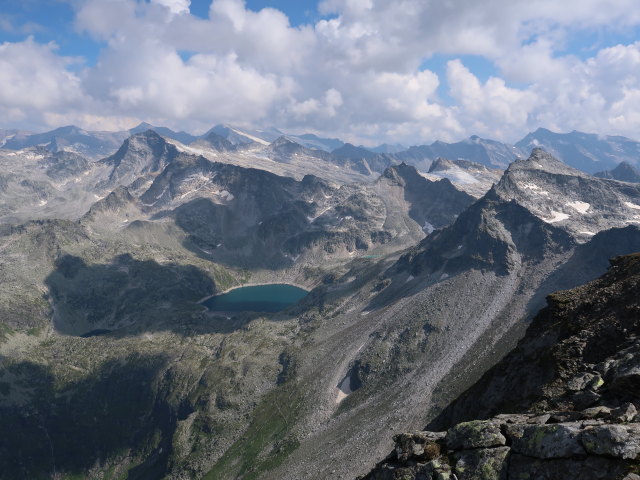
1,0,640,145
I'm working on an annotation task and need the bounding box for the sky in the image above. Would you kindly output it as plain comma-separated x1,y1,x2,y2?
1,0,640,146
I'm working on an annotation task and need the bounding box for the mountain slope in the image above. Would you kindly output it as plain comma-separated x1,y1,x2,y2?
363,251,640,480
257,150,640,480
429,251,640,429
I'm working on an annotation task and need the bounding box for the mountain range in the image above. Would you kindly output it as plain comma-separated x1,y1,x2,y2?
1,123,640,479
4,124,640,177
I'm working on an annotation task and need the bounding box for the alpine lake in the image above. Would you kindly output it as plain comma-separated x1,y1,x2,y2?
203,283,309,313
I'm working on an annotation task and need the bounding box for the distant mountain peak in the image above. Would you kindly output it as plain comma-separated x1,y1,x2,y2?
594,161,640,183
332,143,375,159
271,135,298,148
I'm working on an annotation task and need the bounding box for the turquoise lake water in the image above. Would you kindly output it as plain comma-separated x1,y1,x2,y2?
203,284,309,312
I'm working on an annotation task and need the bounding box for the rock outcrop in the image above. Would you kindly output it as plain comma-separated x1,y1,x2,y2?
364,411,640,479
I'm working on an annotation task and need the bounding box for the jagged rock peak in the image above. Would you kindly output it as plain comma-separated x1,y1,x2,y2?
108,129,173,161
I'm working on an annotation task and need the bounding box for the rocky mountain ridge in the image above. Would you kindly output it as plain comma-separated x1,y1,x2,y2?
364,252,640,480
4,124,639,178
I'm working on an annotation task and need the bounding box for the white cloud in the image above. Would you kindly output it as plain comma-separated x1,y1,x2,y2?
0,37,88,128
2,0,640,144
447,59,538,139
153,0,191,15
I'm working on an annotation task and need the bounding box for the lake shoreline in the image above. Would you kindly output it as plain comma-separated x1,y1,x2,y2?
197,282,311,304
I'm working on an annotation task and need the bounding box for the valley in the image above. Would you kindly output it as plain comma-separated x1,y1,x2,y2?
1,125,640,480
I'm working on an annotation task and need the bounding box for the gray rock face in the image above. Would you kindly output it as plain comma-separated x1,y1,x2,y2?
601,345,640,397
507,454,627,480
394,431,446,462
507,423,585,458
582,424,640,459
452,447,509,480
446,420,506,449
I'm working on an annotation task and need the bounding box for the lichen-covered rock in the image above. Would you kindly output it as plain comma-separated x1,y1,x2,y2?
508,454,628,480
506,423,585,458
580,406,612,420
452,447,509,480
567,372,603,391
446,420,506,450
603,346,640,396
492,413,531,424
394,431,446,462
581,424,640,459
417,459,453,480
611,403,638,423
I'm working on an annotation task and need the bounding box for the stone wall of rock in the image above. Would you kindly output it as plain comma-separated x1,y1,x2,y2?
362,408,640,480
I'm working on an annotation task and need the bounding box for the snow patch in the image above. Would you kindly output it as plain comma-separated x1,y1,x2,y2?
336,375,353,404
424,168,479,185
38,200,48,206
579,231,595,236
520,182,549,196
219,190,234,201
567,201,590,214
155,186,169,200
422,220,435,234
624,201,640,210
230,127,270,145
543,210,570,223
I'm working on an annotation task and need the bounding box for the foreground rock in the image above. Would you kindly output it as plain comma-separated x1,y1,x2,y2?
364,412,640,480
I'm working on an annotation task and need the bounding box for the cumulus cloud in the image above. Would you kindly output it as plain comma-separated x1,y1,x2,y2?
2,0,640,144
153,0,191,15
0,38,86,126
